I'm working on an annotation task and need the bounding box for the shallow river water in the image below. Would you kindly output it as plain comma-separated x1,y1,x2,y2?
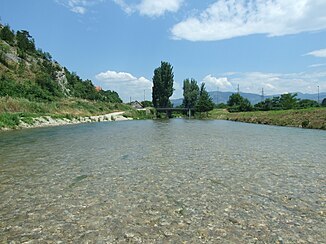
0,119,325,243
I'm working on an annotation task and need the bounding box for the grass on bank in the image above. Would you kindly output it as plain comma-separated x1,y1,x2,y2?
0,96,135,129
123,109,155,120
0,96,130,116
207,107,326,130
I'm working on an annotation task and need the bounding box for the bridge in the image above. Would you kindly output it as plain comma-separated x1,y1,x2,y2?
156,108,195,118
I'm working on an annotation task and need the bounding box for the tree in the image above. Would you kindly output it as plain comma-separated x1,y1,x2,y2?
227,93,252,112
183,78,199,109
196,83,214,114
16,30,35,53
227,93,243,107
0,24,15,44
298,99,319,109
279,93,298,110
141,100,153,107
152,61,174,108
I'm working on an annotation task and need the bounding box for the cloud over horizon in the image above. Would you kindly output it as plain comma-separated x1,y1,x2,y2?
202,75,233,91
95,70,152,102
171,0,326,41
203,71,325,95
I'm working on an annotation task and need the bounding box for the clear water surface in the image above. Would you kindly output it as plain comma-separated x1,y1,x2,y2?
0,119,325,243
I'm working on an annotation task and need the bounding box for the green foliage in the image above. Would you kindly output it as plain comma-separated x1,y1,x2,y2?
298,99,319,109
16,30,36,53
301,120,309,128
64,69,121,102
255,93,319,111
152,61,174,108
255,98,279,111
279,93,298,110
196,83,214,114
216,103,227,109
35,73,64,98
20,116,34,125
0,25,15,44
183,78,199,109
0,113,20,128
227,93,253,112
99,90,122,103
123,109,154,120
141,100,153,107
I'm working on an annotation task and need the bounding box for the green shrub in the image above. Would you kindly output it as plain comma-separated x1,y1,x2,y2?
0,113,20,128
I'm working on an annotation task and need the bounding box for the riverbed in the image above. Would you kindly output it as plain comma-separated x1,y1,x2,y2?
0,119,325,242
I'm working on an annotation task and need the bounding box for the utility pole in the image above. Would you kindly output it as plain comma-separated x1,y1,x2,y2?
144,89,146,102
130,96,131,104
216,86,219,105
237,84,240,94
261,88,264,102
317,85,320,104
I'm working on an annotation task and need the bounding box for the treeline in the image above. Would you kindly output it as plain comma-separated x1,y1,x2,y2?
151,62,214,115
0,23,121,103
225,93,325,112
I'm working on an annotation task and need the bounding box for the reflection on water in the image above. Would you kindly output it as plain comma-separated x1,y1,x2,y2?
0,120,325,242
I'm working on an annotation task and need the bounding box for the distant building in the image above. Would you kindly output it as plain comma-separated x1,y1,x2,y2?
95,86,102,92
130,101,143,109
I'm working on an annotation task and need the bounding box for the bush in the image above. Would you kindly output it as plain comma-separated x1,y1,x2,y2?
0,113,20,128
227,93,253,112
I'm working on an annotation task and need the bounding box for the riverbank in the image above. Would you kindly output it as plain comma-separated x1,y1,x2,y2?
1,97,325,130
0,97,156,130
207,107,326,130
0,111,133,131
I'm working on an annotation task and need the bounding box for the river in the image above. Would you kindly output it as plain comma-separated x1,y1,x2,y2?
0,119,325,243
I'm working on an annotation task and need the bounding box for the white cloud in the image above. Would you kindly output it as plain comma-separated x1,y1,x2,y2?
137,0,184,17
95,70,152,102
308,63,326,68
171,0,326,41
56,0,104,14
71,6,86,14
113,0,133,14
202,75,233,91
220,71,326,95
305,49,326,58
114,0,183,17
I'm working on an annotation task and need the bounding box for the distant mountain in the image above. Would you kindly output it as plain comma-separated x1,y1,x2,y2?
171,91,326,107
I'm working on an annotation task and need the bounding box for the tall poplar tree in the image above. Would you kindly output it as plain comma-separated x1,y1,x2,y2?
152,61,174,108
183,78,199,109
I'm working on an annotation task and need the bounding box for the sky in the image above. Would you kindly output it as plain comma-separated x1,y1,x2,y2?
1,0,326,102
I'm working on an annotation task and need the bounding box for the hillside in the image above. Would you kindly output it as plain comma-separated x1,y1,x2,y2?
0,22,146,129
0,23,121,103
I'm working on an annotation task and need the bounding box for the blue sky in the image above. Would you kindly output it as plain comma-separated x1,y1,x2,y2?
1,0,326,102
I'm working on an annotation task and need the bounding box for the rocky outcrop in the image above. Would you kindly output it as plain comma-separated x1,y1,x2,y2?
55,68,70,96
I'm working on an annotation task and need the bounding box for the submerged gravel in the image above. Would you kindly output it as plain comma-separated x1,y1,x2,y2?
0,119,325,243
